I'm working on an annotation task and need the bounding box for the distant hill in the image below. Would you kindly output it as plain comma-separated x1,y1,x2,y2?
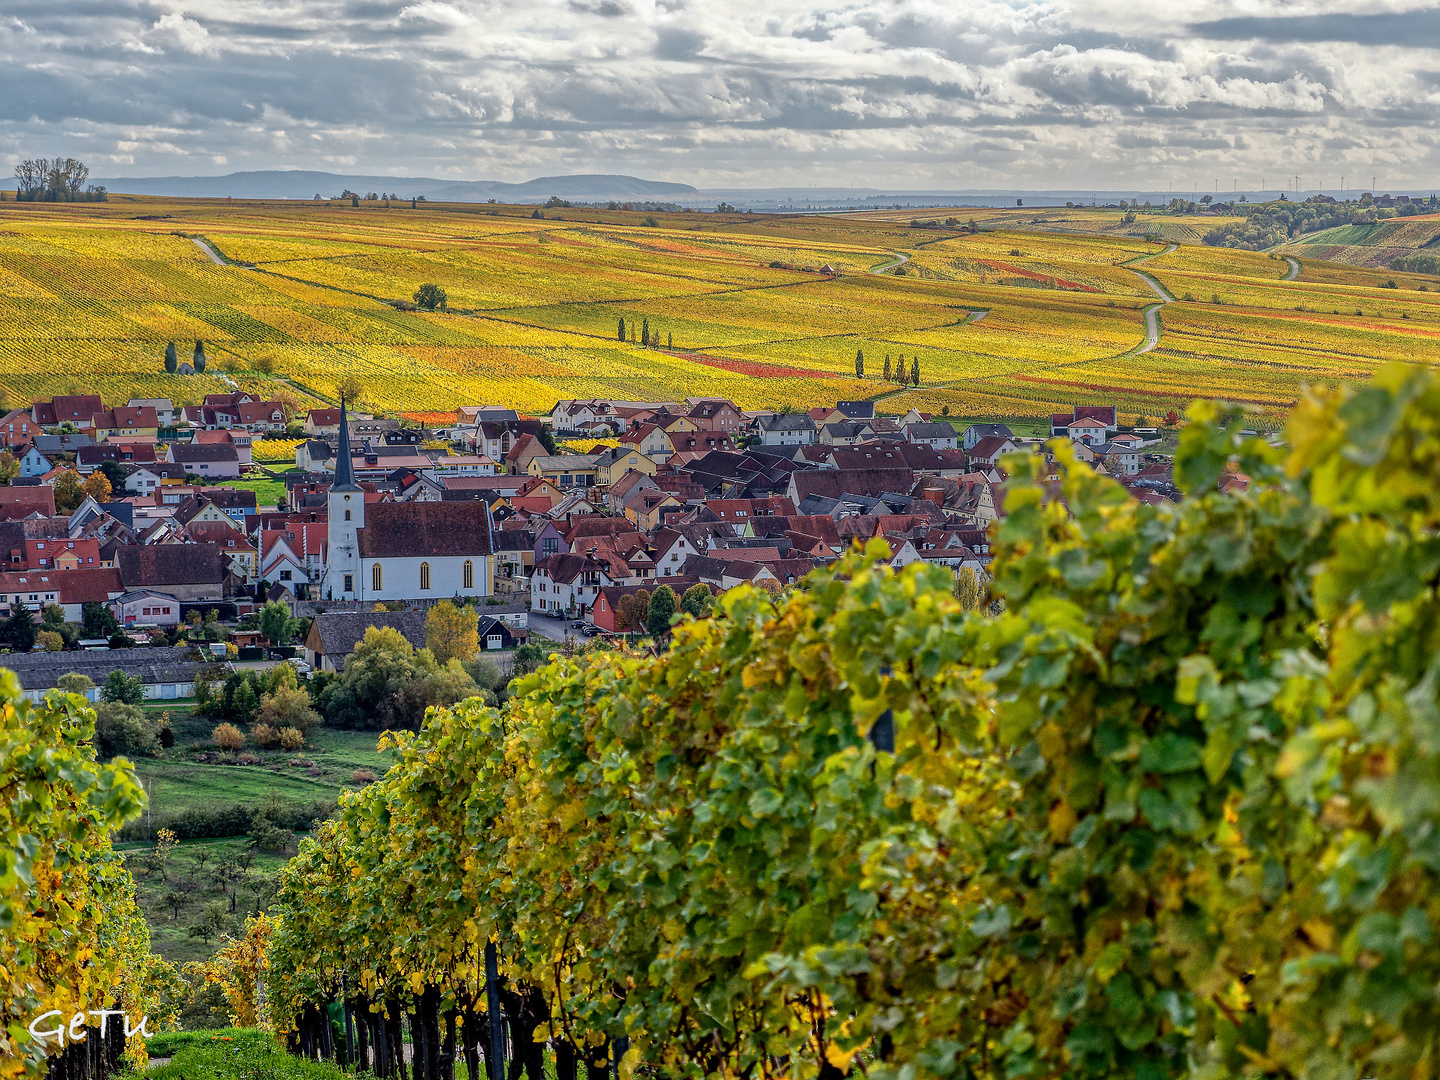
81,170,702,204
1280,215,1440,269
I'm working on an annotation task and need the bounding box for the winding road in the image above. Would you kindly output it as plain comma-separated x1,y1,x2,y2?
1121,243,1178,355
1283,256,1301,281
192,237,226,265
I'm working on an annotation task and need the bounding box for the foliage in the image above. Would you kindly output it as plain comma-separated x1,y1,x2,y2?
57,672,95,697
425,599,478,664
83,600,121,640
414,283,448,311
680,582,714,618
0,603,38,652
1,672,179,1079
317,625,438,730
214,723,246,750
83,471,112,501
258,600,292,645
102,669,145,705
255,685,320,738
52,469,84,513
645,582,677,637
94,702,161,758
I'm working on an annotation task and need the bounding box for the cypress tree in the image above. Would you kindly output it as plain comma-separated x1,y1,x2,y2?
855,349,864,378
667,331,673,349
911,358,920,385
164,341,178,373
641,318,650,347
194,339,207,373
883,355,892,381
618,316,626,342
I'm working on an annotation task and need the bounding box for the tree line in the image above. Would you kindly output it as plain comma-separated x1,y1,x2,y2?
258,360,1440,1080
12,157,107,202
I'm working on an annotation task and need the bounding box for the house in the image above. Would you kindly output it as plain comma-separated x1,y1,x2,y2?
786,468,915,507
475,614,524,651
193,429,254,467
0,566,124,620
321,402,495,602
616,422,672,460
504,433,549,476
595,446,661,486
686,399,744,433
166,443,241,479
236,400,289,432
903,421,959,451
304,408,344,438
0,408,39,450
526,454,599,489
819,422,874,446
305,608,429,672
90,407,159,443
531,552,613,614
3,646,208,704
31,395,104,429
18,445,53,479
1050,406,1118,440
297,440,333,473
117,545,231,601
758,413,818,447
967,436,1018,467
112,590,183,627
822,400,877,425
126,398,176,426
963,422,1013,451
1092,441,1141,476
590,579,698,634
0,486,57,519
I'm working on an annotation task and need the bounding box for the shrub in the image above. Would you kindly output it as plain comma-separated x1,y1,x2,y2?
351,769,377,785
279,726,305,751
94,702,160,758
250,722,280,748
255,685,319,736
37,630,63,652
213,723,245,750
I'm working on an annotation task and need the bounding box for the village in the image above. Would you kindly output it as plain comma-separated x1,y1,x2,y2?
0,390,1182,699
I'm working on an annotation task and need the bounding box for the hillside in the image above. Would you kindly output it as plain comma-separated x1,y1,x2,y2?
84,170,702,203
1278,214,1440,268
0,198,1437,427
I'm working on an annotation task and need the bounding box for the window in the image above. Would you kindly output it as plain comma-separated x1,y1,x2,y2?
344,573,353,593
372,564,383,591
419,562,431,590
280,570,292,582
463,559,474,590
344,509,351,521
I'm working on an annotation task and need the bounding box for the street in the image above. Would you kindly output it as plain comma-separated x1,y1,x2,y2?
527,610,582,643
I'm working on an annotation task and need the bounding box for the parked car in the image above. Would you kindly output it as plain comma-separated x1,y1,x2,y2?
581,624,606,637
571,620,587,629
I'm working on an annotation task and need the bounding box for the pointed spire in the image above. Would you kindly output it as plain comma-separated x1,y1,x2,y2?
333,394,360,492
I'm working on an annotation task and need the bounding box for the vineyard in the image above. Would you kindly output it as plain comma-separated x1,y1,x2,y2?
11,365,1440,1076
0,197,1435,425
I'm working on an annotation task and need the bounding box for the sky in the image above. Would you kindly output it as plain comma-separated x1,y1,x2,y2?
0,0,1437,191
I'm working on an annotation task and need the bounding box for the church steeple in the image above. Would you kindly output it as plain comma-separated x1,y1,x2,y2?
333,394,360,492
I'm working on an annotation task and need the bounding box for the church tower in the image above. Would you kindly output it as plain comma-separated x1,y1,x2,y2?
324,395,364,600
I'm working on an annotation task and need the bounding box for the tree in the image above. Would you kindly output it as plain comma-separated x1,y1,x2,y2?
617,589,650,632
52,469,84,513
0,451,18,484
230,679,258,726
667,331,673,349
680,583,713,619
318,625,436,730
213,723,245,750
82,471,111,502
953,566,982,611
82,601,119,640
94,702,160,758
57,672,94,698
101,669,144,705
414,283,448,311
855,349,864,378
511,641,546,677
257,600,291,645
883,355,892,381
641,318,650,347
163,890,187,922
193,339,207,372
36,631,62,652
98,459,128,494
618,316,626,341
646,584,677,638
337,375,362,408
0,603,38,652
255,685,320,738
164,341,178,373
911,357,920,386
426,600,478,664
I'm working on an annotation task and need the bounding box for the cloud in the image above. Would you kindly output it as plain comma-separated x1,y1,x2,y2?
0,0,1434,187
145,12,218,56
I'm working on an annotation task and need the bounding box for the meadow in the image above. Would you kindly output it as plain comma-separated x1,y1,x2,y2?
0,196,1436,425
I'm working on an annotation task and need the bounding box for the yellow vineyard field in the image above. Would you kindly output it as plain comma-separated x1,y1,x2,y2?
0,196,1436,424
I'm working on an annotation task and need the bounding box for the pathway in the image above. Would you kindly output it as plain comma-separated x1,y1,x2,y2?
192,237,226,265
1283,256,1301,281
1120,242,1178,356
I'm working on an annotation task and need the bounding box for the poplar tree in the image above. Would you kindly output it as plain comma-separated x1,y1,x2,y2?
618,317,626,341
164,341,177,373
855,349,864,378
911,358,920,385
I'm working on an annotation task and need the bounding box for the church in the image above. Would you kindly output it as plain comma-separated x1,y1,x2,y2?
322,399,495,602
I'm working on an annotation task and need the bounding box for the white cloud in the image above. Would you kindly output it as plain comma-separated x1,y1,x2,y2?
145,12,218,56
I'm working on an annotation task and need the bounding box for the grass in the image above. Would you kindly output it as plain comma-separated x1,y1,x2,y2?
1,197,1437,427
227,474,290,508
117,705,394,963
147,1029,347,1080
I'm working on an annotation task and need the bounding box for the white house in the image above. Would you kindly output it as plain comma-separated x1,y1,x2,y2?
758,413,818,446
903,422,959,451
19,446,53,478
531,552,612,614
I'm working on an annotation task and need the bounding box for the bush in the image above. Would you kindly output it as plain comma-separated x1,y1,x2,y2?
114,798,338,842
255,685,319,736
213,723,245,750
351,769,377,785
250,723,280,748
37,630,63,652
279,726,305,751
94,702,161,758
101,669,144,705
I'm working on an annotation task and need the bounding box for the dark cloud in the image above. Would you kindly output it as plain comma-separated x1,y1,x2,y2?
1191,9,1440,47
